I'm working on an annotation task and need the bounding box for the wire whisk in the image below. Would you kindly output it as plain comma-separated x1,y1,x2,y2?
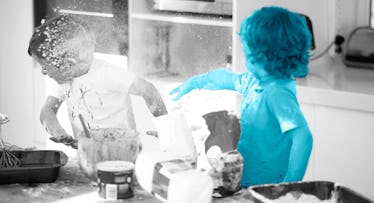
0,139,22,168
0,113,21,168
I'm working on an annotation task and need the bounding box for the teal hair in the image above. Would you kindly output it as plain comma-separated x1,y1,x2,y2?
239,6,311,78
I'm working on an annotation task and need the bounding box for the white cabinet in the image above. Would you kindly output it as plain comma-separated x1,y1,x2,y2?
314,105,374,200
300,101,374,200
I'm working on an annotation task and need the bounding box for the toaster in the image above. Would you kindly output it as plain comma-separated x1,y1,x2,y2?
344,26,374,69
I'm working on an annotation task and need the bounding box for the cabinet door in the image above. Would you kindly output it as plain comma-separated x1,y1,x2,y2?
314,106,374,200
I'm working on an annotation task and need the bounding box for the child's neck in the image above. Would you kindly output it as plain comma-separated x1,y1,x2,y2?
251,67,272,82
247,62,291,83
257,71,271,81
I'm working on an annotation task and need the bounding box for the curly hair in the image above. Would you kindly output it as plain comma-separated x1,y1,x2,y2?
28,14,95,69
239,6,311,78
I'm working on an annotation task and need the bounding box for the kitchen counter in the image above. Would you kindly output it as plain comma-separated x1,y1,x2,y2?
143,56,374,114
0,154,255,203
0,155,157,203
296,57,374,112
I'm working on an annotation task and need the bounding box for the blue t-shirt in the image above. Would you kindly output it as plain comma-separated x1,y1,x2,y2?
234,72,308,187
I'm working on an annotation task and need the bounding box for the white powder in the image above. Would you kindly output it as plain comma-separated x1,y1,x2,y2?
251,191,337,203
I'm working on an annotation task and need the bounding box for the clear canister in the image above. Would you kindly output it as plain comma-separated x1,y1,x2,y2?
77,128,140,180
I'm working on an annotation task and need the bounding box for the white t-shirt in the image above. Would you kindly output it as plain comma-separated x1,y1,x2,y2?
47,58,136,138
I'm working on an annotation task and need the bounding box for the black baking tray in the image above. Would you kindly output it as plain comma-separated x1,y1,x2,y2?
0,150,68,184
248,181,373,203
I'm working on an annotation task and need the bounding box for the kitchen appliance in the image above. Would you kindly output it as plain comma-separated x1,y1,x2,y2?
343,26,374,69
152,0,233,16
301,14,316,53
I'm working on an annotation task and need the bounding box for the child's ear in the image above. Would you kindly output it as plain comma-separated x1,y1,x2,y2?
62,57,77,70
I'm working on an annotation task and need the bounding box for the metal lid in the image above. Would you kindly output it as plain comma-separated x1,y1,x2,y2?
96,161,134,172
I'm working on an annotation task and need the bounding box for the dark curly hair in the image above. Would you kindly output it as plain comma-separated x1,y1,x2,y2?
239,6,311,78
28,14,95,69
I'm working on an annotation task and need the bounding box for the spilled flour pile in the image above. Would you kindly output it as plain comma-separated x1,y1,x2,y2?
250,191,338,203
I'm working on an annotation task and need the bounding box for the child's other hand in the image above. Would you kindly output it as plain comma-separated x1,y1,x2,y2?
169,83,191,101
169,68,235,101
146,130,158,138
49,134,78,149
170,76,205,101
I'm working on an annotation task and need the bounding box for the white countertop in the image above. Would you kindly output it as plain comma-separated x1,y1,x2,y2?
296,56,374,112
125,50,374,113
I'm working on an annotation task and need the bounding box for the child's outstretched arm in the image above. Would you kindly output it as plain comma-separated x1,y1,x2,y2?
129,77,168,117
40,96,77,149
170,68,239,101
283,125,313,182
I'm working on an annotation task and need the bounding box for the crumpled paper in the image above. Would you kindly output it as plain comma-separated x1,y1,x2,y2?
207,148,244,196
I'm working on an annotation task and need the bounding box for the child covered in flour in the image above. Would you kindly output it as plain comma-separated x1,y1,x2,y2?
28,14,167,149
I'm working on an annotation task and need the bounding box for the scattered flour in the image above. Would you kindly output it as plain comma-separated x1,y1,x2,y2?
251,191,337,203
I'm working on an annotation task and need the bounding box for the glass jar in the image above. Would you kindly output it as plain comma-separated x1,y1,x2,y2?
77,128,140,180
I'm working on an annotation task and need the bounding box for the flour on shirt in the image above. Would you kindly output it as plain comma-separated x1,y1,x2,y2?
47,58,137,138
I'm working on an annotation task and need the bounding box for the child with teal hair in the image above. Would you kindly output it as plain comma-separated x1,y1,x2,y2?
170,6,313,187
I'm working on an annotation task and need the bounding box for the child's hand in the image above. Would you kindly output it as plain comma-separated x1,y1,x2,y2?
0,113,10,124
146,130,158,138
49,134,78,149
169,68,236,101
170,75,206,101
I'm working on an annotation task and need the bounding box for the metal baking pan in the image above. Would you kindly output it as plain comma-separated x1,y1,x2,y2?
0,150,68,184
248,181,373,203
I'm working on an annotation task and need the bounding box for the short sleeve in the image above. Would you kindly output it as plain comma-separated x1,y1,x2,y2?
267,88,307,133
122,69,136,91
46,77,66,101
110,66,137,93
